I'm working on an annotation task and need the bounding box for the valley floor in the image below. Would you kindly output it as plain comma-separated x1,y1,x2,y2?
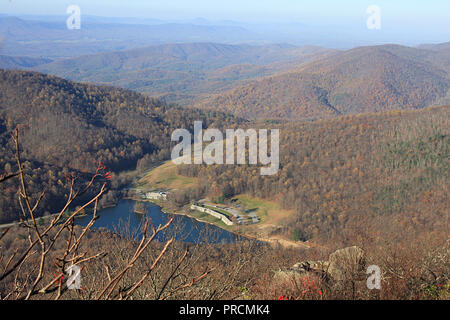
133,160,311,249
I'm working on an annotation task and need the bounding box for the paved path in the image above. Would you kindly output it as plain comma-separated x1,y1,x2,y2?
0,213,61,230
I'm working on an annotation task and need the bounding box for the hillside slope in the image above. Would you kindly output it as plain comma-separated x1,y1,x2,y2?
0,55,51,69
197,44,450,119
33,43,335,105
175,105,449,244
0,69,239,223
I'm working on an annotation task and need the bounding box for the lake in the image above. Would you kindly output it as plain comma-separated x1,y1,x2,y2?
75,200,239,244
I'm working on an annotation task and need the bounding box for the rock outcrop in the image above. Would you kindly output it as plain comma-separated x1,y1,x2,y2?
275,246,366,283
327,246,366,281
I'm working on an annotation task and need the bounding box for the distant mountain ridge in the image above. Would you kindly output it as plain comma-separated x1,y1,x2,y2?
0,16,263,59
418,42,450,51
0,55,52,69
196,44,450,119
2,15,448,121
32,42,335,105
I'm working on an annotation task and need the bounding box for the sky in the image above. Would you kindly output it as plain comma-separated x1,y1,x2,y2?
0,0,449,46
1,0,449,26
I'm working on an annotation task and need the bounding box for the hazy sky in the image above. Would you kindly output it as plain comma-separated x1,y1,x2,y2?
1,0,449,26
1,0,449,46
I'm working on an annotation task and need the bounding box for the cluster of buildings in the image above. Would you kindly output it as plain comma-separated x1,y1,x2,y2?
190,202,260,226
190,203,234,226
135,190,260,226
136,190,169,201
144,191,168,201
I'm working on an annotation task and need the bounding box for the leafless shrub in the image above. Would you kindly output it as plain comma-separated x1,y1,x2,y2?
0,128,215,300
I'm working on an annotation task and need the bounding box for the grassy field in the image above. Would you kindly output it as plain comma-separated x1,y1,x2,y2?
135,160,303,246
232,194,294,225
136,161,198,192
137,160,295,228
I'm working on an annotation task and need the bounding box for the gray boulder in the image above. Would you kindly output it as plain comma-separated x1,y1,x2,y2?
327,246,366,281
276,246,366,283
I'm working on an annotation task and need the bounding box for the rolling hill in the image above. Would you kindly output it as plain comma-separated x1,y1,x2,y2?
173,105,449,243
196,44,450,119
0,69,240,224
32,42,335,105
0,16,263,59
0,55,51,69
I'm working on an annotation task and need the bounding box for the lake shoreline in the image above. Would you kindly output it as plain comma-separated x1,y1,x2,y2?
76,198,240,244
125,196,310,248
124,196,248,239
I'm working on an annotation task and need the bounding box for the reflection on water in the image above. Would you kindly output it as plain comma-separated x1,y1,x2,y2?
75,200,239,244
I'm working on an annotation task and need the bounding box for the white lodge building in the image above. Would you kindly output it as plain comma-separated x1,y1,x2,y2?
145,191,168,201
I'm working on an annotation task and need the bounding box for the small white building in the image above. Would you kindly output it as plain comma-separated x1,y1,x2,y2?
145,191,168,201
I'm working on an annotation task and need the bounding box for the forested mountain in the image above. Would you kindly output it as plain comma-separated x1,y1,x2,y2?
33,43,334,105
0,69,240,223
176,105,449,244
418,41,450,52
197,44,450,119
0,55,52,69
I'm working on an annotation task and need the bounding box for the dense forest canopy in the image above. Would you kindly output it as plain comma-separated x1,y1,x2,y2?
0,9,448,302
176,106,449,244
31,43,333,105
197,45,450,119
0,69,241,223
